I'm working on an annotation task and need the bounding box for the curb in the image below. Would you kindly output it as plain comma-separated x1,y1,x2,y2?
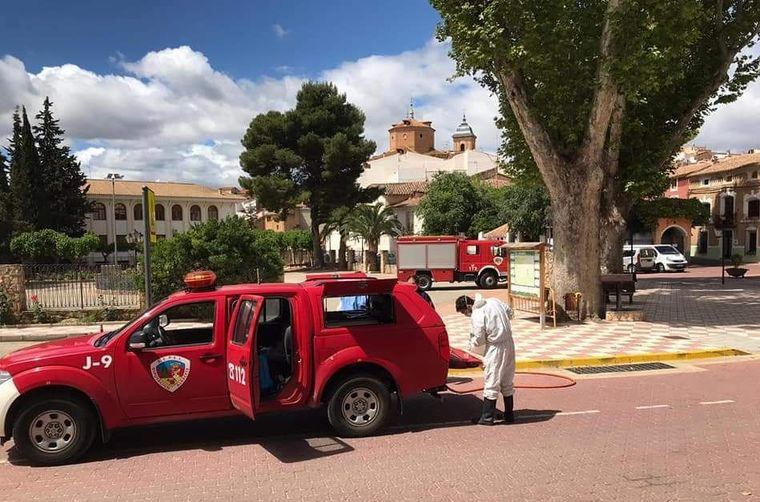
449,348,749,376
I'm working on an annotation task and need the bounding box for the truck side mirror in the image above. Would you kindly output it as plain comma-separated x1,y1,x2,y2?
129,331,147,350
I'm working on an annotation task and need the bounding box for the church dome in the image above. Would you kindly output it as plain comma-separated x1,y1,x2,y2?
452,114,476,138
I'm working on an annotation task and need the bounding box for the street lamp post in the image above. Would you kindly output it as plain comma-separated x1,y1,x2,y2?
106,173,124,265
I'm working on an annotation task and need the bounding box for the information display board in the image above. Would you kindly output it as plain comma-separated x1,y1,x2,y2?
503,242,556,329
509,250,541,297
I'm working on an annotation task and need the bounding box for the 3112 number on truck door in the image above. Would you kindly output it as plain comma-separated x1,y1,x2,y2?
226,295,265,419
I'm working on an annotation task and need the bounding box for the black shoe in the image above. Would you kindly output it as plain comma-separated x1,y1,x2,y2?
472,398,497,425
503,395,515,424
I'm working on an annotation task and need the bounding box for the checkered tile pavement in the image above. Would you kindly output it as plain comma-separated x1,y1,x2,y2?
442,279,760,361
443,314,720,361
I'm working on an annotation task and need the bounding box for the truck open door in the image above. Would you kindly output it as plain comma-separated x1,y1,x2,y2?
226,294,265,419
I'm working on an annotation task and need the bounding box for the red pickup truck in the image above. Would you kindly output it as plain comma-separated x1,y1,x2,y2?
0,272,449,466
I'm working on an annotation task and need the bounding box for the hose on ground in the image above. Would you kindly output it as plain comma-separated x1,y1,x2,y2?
446,371,576,394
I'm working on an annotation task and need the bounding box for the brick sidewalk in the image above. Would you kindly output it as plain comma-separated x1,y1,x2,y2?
444,279,760,361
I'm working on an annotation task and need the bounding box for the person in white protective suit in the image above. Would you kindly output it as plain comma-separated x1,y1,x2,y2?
456,294,516,425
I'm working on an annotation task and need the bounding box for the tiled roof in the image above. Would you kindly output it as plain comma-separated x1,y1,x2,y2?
484,223,510,239
389,118,434,129
672,153,760,178
85,179,247,200
373,181,429,196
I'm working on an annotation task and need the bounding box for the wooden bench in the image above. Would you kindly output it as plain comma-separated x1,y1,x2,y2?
601,274,636,310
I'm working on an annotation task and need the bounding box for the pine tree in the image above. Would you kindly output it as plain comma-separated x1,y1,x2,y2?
34,97,90,235
9,107,44,231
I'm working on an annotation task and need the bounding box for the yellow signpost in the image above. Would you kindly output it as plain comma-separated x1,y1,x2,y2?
146,188,157,244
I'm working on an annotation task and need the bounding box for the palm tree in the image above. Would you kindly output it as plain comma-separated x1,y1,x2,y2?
322,207,353,270
348,203,402,272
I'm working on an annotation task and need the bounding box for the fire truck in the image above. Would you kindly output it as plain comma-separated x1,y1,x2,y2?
0,272,449,466
396,236,509,290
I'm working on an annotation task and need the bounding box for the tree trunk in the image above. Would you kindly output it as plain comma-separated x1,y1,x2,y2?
600,215,628,274
310,216,323,269
547,166,605,319
366,244,379,272
338,234,348,271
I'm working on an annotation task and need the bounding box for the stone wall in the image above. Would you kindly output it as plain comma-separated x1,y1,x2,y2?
0,264,26,317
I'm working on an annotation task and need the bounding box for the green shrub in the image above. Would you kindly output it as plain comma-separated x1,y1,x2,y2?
0,290,11,325
140,216,284,300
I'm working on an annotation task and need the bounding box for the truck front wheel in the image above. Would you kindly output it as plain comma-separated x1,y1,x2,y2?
12,396,97,466
478,270,499,289
327,375,391,437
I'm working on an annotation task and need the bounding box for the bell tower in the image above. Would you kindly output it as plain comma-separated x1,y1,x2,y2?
452,113,476,152
387,99,436,153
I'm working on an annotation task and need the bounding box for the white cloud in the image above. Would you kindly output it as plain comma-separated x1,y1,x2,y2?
0,41,505,187
273,24,289,39
5,39,757,189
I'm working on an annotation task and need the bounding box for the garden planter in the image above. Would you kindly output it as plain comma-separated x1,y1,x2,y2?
726,267,748,278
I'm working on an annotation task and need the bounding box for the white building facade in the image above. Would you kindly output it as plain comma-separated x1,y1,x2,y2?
83,179,247,262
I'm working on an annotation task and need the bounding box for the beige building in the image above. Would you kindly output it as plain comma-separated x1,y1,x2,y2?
664,152,760,262
83,179,248,262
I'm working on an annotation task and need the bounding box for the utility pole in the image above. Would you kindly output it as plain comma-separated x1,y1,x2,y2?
107,173,124,265
142,186,155,307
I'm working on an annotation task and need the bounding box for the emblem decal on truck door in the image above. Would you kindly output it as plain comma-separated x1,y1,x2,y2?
150,356,191,393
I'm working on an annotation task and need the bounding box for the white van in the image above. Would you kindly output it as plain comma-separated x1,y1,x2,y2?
634,244,688,272
622,247,656,272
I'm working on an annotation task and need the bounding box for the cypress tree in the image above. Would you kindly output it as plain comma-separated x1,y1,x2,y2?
0,151,10,259
9,107,44,231
34,97,90,235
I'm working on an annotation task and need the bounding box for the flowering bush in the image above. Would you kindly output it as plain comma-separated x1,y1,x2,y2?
29,294,48,323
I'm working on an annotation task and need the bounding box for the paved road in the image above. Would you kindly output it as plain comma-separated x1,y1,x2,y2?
2,358,758,501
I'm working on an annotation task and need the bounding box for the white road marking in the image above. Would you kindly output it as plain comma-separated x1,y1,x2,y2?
635,404,670,410
556,410,600,416
699,400,735,405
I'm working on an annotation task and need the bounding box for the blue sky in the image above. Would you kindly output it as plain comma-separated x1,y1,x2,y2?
1,1,759,186
1,0,439,79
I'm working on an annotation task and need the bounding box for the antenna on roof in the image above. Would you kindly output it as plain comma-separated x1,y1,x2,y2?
408,98,415,119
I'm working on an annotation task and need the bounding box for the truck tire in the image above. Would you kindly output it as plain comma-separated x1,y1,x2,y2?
12,396,97,466
414,274,433,291
327,375,392,438
478,270,498,289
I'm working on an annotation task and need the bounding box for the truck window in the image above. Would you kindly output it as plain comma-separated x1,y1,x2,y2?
323,294,394,327
232,300,255,345
140,300,216,348
466,245,479,255
491,246,506,257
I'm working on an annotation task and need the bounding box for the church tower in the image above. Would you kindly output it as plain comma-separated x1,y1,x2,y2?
387,99,436,153
452,113,477,152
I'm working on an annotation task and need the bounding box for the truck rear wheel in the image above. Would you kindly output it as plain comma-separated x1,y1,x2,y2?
12,396,97,466
414,274,432,291
327,375,391,437
478,270,498,289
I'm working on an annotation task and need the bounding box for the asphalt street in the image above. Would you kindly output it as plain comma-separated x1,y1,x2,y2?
1,357,758,501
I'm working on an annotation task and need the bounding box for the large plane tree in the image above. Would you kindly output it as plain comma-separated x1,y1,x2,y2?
432,0,760,317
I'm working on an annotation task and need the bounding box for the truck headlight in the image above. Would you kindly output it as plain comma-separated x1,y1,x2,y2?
0,370,10,385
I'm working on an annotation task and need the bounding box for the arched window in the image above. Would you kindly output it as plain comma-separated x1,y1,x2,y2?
190,205,201,222
172,204,183,221
133,203,143,221
93,203,106,220
207,205,219,221
460,143,465,152
114,203,127,220
723,195,735,216
749,199,760,219
155,204,165,221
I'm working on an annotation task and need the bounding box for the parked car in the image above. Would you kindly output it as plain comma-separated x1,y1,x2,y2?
630,244,688,272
